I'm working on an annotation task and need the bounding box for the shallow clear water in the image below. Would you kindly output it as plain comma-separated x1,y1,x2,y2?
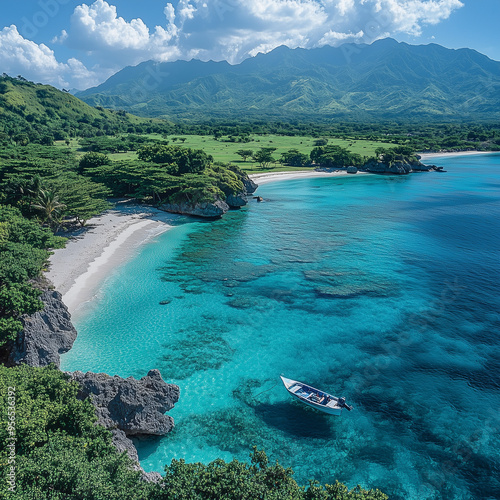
62,154,500,500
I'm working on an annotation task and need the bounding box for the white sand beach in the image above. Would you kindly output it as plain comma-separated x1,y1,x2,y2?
419,151,497,160
46,202,180,318
250,169,367,185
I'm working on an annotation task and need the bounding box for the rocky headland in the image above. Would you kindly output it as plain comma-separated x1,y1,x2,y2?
315,156,438,175
2,286,179,481
160,175,258,218
362,156,438,174
6,289,77,368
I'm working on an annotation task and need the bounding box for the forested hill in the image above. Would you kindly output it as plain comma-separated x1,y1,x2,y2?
77,38,500,122
0,75,169,145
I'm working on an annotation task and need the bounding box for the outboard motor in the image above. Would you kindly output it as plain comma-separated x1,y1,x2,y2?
338,397,353,411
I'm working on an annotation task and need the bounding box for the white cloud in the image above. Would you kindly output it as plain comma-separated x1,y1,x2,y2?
0,25,99,89
367,0,465,36
177,0,197,22
160,0,464,62
63,0,179,65
164,4,176,25
0,0,464,90
57,0,464,77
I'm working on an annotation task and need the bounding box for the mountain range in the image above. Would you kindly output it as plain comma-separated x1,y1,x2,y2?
76,38,500,122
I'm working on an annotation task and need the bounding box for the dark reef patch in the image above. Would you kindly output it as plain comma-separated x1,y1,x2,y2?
160,329,234,379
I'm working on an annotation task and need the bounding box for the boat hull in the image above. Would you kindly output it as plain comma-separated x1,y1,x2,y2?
288,390,342,415
280,375,346,415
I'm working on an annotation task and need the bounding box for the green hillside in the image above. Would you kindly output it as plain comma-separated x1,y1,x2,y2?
0,75,169,144
77,39,500,122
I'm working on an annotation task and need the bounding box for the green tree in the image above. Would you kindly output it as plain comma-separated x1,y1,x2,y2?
138,144,212,176
311,145,362,168
55,174,111,227
252,148,276,169
32,189,66,229
40,134,54,146
13,133,29,146
0,206,64,346
281,149,310,167
150,448,388,500
0,364,152,499
78,151,112,174
314,138,329,146
236,149,254,161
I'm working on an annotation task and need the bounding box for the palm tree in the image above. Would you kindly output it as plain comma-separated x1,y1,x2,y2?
20,175,44,200
32,189,66,229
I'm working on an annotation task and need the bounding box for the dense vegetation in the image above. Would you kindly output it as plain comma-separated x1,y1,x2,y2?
0,206,64,348
0,364,387,499
78,144,249,207
0,144,111,228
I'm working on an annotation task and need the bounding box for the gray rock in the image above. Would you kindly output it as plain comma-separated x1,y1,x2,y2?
8,290,77,368
362,159,433,175
160,199,229,218
242,177,258,194
111,429,163,483
8,287,177,482
226,192,248,207
111,428,139,462
140,471,163,483
346,166,358,174
388,162,411,174
411,162,433,171
70,369,180,436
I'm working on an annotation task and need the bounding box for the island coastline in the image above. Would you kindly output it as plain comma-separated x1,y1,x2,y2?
419,150,497,160
249,169,369,185
46,203,181,320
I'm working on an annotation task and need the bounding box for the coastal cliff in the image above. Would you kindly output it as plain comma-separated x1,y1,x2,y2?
70,369,179,478
160,199,230,218
5,287,179,480
160,173,258,218
6,289,77,368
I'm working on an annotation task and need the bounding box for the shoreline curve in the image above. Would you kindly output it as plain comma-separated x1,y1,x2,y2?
46,203,181,320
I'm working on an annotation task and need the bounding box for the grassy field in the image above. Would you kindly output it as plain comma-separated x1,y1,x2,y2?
56,134,395,173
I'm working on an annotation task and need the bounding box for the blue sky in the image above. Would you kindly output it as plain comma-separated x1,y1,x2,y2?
0,0,498,90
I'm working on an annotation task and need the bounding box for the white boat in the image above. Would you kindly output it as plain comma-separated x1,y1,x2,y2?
280,375,353,415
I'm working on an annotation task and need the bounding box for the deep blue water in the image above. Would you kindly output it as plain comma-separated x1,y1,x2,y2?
61,154,500,500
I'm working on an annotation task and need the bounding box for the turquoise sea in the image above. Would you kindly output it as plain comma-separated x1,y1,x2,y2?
61,154,500,500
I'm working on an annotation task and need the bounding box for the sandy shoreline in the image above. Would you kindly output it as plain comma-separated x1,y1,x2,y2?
46,202,181,319
250,169,367,185
419,151,497,160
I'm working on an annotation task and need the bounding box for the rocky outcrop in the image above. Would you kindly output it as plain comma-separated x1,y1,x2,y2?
242,177,258,194
225,175,258,208
160,199,230,218
111,428,140,462
110,428,162,482
7,290,77,368
159,172,258,217
346,166,358,174
70,369,180,436
226,193,248,207
362,158,433,175
68,368,179,479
